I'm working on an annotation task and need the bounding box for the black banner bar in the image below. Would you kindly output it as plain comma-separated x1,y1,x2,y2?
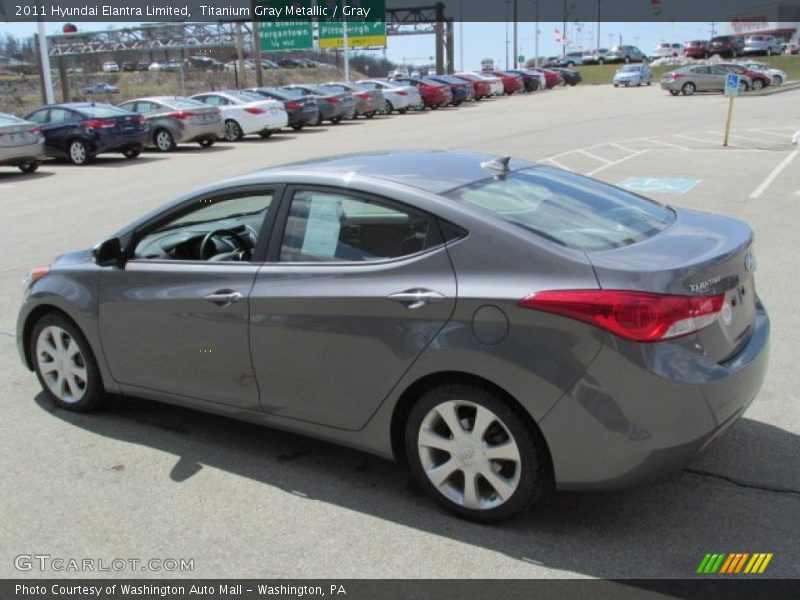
3,579,800,600
1,0,800,23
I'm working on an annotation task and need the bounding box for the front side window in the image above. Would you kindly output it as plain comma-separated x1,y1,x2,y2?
446,168,674,251
134,192,273,262
279,190,442,263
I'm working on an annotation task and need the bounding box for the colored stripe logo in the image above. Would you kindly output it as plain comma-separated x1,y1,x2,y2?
696,553,773,574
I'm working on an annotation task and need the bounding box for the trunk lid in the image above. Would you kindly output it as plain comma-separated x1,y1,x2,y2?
0,122,41,147
587,208,757,362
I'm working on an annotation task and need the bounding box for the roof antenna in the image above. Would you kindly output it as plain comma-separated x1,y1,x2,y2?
481,156,511,179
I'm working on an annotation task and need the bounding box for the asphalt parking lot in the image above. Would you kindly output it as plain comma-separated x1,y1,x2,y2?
2,84,799,579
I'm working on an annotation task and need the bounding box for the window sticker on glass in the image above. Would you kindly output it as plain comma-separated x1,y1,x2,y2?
301,196,342,258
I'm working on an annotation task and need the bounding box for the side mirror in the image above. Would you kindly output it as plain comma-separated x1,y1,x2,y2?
93,238,124,267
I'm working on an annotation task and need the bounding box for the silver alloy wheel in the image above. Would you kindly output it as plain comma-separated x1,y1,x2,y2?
155,129,173,151
417,400,521,510
224,120,242,141
35,325,88,404
752,79,764,90
69,141,87,164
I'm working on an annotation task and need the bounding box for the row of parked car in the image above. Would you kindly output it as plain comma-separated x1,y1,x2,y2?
611,59,789,91
99,56,334,74
0,67,580,172
552,35,798,67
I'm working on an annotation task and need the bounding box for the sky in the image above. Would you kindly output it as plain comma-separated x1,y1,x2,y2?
0,21,721,70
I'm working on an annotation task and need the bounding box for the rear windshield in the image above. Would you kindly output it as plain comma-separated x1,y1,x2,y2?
445,168,675,251
78,105,131,118
229,91,265,102
280,87,305,98
620,65,641,72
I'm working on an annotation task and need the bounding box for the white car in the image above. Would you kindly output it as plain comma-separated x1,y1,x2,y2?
356,79,422,114
190,90,288,141
102,61,119,73
738,61,788,85
471,73,505,96
147,62,163,71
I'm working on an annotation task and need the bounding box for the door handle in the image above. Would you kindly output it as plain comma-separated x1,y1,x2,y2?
388,289,445,310
204,290,243,306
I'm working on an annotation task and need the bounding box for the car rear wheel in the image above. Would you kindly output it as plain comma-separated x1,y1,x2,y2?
259,131,272,138
681,82,696,96
669,90,680,96
154,128,176,152
739,81,750,92
365,111,376,119
31,314,105,412
122,147,140,159
18,161,39,173
224,119,243,141
330,117,342,124
291,123,304,131
383,100,393,115
752,79,764,90
399,108,407,114
198,137,215,148
405,384,549,522
68,140,89,165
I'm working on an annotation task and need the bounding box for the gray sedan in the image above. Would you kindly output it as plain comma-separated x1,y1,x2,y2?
118,97,224,151
0,113,45,173
17,151,769,522
661,65,752,95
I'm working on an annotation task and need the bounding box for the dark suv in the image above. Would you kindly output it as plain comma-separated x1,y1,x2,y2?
708,35,745,58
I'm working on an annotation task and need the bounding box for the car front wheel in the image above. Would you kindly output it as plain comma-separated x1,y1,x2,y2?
31,313,106,412
752,79,764,90
405,384,549,522
773,75,782,85
19,161,39,173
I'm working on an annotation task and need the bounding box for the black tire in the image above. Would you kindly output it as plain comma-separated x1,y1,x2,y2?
259,131,272,138
669,90,680,96
365,111,376,119
773,75,782,85
154,128,176,152
752,79,764,90
405,383,549,523
291,123,304,131
18,161,39,173
122,147,140,159
566,61,575,67
682,82,696,96
614,83,618,87
384,100,393,115
67,139,90,165
224,119,243,141
624,56,631,63
739,81,750,93
313,113,323,126
398,108,407,114
330,117,342,124
198,137,215,148
30,313,106,412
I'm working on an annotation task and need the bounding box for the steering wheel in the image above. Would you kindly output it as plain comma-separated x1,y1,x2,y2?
199,229,252,261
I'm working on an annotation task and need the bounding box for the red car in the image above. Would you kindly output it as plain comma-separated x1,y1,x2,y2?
684,40,709,59
531,68,562,89
482,70,523,95
391,77,452,109
719,63,771,90
452,73,492,100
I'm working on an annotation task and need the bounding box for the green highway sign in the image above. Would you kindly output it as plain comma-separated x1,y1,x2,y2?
257,0,314,52
318,0,387,49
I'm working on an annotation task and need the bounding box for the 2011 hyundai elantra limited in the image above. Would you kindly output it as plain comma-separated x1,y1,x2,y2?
18,151,769,522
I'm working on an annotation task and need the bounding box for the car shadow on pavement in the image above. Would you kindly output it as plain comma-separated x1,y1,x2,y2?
143,145,235,155
34,392,800,579
0,171,55,182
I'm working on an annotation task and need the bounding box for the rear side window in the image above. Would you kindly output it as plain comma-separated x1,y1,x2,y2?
279,190,443,263
445,168,675,251
79,105,130,118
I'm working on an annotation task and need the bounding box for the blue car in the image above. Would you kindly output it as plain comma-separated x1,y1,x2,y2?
23,103,148,165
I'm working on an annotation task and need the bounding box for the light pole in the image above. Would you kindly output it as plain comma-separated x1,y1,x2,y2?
513,0,518,68
504,1,511,68
596,0,601,51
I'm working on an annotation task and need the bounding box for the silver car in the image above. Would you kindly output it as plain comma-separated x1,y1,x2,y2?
18,151,769,522
118,97,224,151
743,35,782,56
0,113,45,173
320,81,384,119
661,65,752,96
613,64,653,87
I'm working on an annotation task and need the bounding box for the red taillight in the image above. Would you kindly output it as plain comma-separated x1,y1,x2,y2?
30,127,41,135
244,107,265,115
326,97,341,104
519,290,724,342
396,90,408,96
356,92,370,100
84,119,116,130
171,111,200,120
284,101,300,110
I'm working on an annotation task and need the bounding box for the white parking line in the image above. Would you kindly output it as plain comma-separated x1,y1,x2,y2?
747,129,791,139
729,133,784,144
576,149,613,164
750,149,799,199
645,138,691,150
539,157,574,171
607,142,639,154
676,133,740,147
586,150,648,177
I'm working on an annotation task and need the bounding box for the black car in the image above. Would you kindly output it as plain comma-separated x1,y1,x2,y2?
505,69,542,92
246,87,320,131
549,67,582,86
121,62,137,72
708,35,745,58
278,58,304,69
23,103,147,165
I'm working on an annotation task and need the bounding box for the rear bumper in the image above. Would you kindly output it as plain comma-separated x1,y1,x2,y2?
94,131,148,153
177,122,225,144
540,302,770,490
0,142,46,165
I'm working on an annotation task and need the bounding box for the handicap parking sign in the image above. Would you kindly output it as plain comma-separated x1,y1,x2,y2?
725,72,740,97
619,177,701,195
